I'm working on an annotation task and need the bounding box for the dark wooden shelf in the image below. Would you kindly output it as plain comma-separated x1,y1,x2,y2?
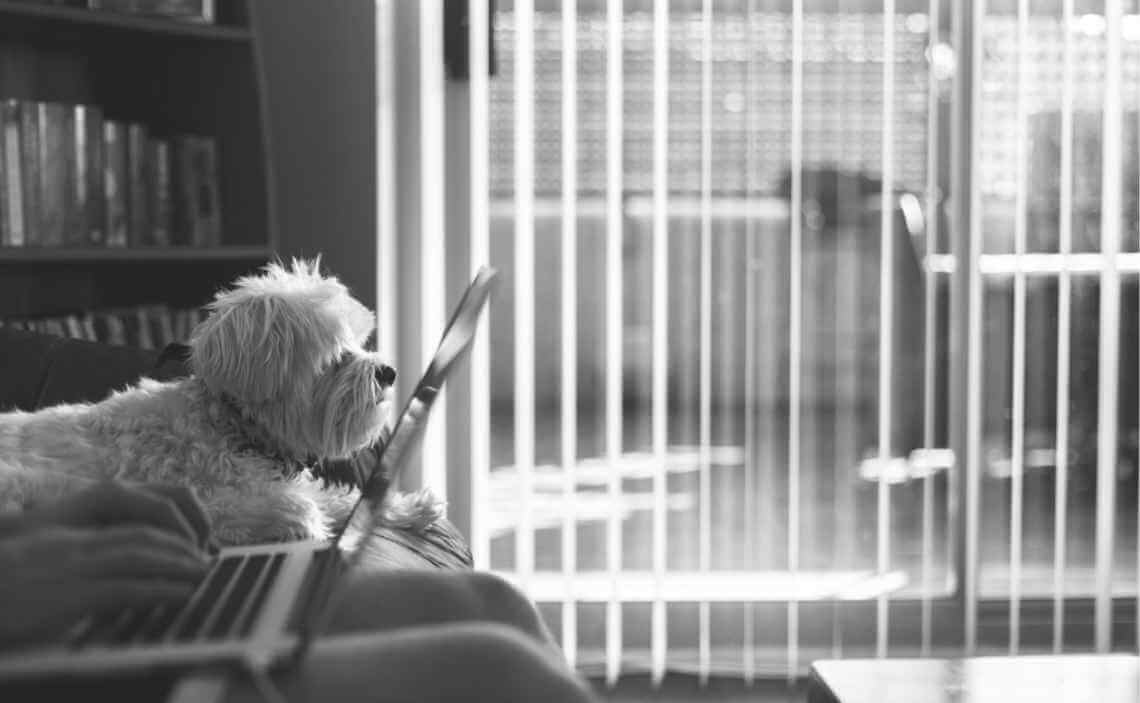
0,1,251,42
0,246,272,262
0,0,274,319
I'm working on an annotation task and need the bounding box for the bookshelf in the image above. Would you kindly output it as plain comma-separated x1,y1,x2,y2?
0,0,276,331
0,1,254,42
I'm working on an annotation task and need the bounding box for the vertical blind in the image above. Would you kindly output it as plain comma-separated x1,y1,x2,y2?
377,0,1140,684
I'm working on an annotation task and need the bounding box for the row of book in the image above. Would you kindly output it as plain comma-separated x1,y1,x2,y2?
0,99,223,249
16,0,216,24
1,304,208,350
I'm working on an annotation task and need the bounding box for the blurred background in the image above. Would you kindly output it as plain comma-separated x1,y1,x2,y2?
401,0,1140,683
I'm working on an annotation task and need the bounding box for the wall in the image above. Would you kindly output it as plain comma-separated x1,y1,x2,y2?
252,0,378,310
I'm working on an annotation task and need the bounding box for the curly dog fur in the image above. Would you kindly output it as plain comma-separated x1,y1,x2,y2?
0,259,443,545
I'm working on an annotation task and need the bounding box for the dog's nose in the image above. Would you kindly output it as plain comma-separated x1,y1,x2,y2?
375,364,397,387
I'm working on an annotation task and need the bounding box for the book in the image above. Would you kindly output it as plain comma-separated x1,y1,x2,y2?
173,307,193,342
91,311,110,343
154,304,175,347
64,315,84,340
174,135,221,246
86,0,214,23
149,138,172,245
73,104,105,246
105,310,127,346
19,102,41,246
0,100,20,247
134,306,154,349
37,102,72,247
0,104,7,246
80,313,97,341
42,318,65,337
139,300,172,348
126,122,149,246
103,120,128,247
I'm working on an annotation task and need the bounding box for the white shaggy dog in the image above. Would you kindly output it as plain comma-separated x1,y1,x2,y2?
0,259,442,545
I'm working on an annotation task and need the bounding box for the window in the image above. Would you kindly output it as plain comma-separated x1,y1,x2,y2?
380,0,1140,683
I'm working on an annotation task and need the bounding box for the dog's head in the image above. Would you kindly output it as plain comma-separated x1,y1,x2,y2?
189,258,395,464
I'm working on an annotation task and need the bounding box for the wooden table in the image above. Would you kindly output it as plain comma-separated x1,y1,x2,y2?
808,655,1140,703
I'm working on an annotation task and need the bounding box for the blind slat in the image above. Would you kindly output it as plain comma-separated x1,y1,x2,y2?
787,0,805,679
698,0,714,686
419,0,447,499
651,0,670,686
1052,0,1074,654
919,0,941,659
605,0,624,686
1094,0,1123,655
963,0,986,657
468,0,491,571
1008,0,1029,656
742,0,758,684
560,0,579,673
376,0,397,375
514,0,536,585
876,0,896,660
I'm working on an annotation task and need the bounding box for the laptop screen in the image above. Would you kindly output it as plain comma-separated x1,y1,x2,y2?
334,266,498,559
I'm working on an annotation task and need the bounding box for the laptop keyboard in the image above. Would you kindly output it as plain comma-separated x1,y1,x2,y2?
69,551,295,649
285,547,337,634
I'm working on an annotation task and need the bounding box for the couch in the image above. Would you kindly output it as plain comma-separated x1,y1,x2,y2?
0,324,472,571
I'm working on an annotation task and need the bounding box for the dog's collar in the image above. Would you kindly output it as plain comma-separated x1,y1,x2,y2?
216,391,317,476
213,387,369,490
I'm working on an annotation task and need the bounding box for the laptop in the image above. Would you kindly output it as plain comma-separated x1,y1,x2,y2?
0,266,499,682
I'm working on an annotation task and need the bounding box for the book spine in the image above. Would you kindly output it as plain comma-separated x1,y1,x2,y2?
67,105,86,246
178,135,222,247
103,120,128,247
126,122,149,246
3,101,22,246
150,138,172,245
135,306,154,350
2,102,23,247
20,102,41,246
173,307,192,342
86,106,106,246
107,311,127,346
65,315,83,340
81,313,97,341
87,0,213,22
172,136,193,246
200,137,222,246
0,101,9,247
73,104,106,247
92,312,109,343
158,305,175,347
39,102,72,248
44,318,65,338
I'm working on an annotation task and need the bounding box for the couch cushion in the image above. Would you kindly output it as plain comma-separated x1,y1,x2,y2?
35,336,162,410
0,327,62,412
0,329,195,412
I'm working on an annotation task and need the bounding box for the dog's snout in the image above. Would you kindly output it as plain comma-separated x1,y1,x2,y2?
375,364,397,387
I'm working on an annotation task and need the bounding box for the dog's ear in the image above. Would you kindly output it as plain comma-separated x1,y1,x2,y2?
189,291,342,404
